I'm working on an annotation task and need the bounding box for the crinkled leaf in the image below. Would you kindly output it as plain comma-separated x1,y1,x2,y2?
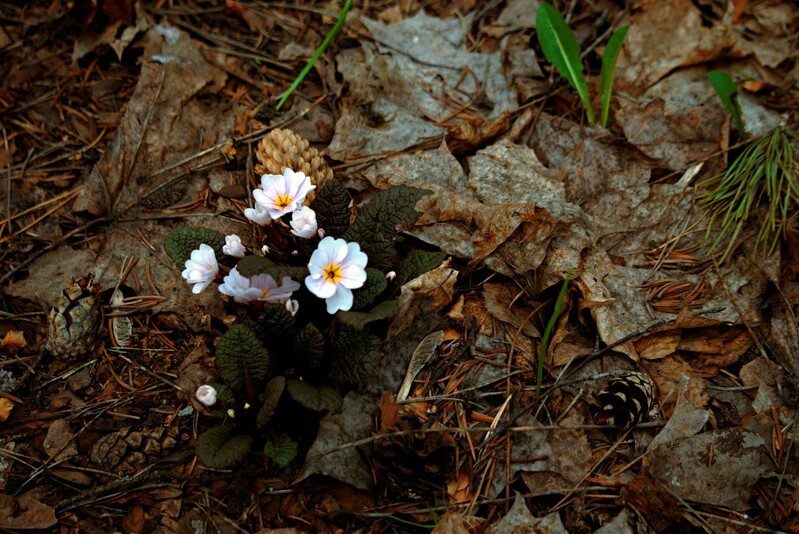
165,227,225,267
236,255,308,280
329,323,381,384
264,434,298,468
293,323,327,374
256,375,286,430
251,302,299,357
599,25,628,128
395,250,446,286
286,379,343,413
216,324,270,392
536,3,594,123
343,186,431,270
310,179,351,237
209,382,237,406
195,425,254,469
338,300,398,330
352,268,388,310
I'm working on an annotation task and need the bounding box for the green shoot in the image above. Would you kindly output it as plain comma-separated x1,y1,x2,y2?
699,127,798,261
275,0,351,111
599,25,629,128
536,270,572,402
708,71,745,137
536,3,594,123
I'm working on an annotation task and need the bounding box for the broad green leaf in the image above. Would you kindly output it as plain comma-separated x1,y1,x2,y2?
251,302,299,357
263,434,298,468
536,3,594,123
286,379,343,413
256,375,286,430
293,323,327,373
310,179,352,238
329,323,381,384
235,255,308,280
216,324,270,392
337,300,398,330
599,25,628,128
708,71,745,136
165,227,225,267
351,268,388,310
395,250,446,286
195,426,253,468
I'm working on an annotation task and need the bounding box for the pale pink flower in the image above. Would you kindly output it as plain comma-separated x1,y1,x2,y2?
290,207,318,239
182,244,219,294
222,234,247,258
252,168,315,220
305,237,368,314
196,385,218,407
244,202,272,226
219,267,300,304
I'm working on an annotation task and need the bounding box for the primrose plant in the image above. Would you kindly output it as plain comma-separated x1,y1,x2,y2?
165,129,444,468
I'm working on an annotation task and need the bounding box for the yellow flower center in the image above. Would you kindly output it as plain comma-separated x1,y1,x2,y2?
260,289,270,299
323,262,343,285
275,194,293,209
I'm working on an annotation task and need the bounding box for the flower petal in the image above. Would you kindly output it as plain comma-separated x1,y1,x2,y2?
305,275,337,298
325,286,353,313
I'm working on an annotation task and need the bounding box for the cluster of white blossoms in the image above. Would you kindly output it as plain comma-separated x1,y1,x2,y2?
181,168,368,315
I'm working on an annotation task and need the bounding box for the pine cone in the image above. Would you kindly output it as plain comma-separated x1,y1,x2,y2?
595,372,656,428
45,275,101,360
90,425,181,475
254,128,333,202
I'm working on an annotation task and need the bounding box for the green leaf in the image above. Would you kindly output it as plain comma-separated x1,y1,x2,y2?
536,270,572,402
209,382,237,406
216,324,270,392
165,227,225,267
329,323,381,384
263,434,298,468
235,255,308,280
286,379,343,413
599,25,628,128
293,323,328,373
338,300,398,330
352,268,388,310
708,71,745,136
342,186,431,270
256,375,286,430
310,179,352,238
251,303,299,357
395,250,446,285
536,3,594,123
195,425,254,469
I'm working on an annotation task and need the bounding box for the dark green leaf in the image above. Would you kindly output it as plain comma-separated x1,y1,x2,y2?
251,303,299,357
599,25,628,128
708,71,745,136
310,179,352,238
256,375,286,430
343,186,431,270
195,425,254,469
216,324,270,392
236,255,308,280
263,434,298,468
286,379,343,413
209,382,237,406
395,250,445,285
536,3,594,123
351,268,388,310
329,323,381,384
293,323,327,373
338,300,398,330
165,227,225,267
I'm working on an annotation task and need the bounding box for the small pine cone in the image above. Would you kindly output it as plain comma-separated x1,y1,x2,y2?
90,425,181,475
254,128,333,202
595,372,656,429
45,275,101,360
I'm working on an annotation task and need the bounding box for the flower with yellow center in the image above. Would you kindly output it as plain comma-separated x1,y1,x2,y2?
252,168,316,220
181,244,219,294
305,237,368,314
218,266,300,304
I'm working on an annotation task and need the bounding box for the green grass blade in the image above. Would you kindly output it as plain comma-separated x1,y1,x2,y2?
536,3,594,123
599,25,628,128
708,71,745,137
275,0,351,111
536,270,572,402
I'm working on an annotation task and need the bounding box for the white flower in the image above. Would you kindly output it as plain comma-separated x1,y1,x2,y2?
290,207,318,239
286,299,299,317
222,234,247,258
252,168,315,220
219,267,300,304
305,236,368,314
181,244,219,294
244,202,272,226
196,384,218,407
